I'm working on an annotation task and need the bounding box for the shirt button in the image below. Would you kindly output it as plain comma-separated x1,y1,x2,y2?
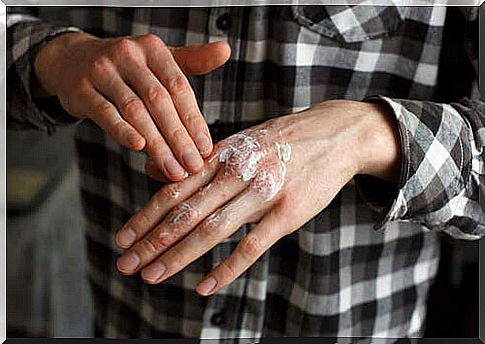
216,13,232,31
210,311,226,326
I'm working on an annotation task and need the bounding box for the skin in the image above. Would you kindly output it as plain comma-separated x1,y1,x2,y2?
114,99,402,296
34,32,231,181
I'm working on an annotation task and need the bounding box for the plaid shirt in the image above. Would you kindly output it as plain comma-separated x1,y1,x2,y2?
7,5,485,341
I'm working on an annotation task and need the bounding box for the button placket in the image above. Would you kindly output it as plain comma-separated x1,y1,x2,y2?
216,12,232,31
200,230,250,338
210,311,226,326
201,8,236,127
200,8,247,339
208,7,233,36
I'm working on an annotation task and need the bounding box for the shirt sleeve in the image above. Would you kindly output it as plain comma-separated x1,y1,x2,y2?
7,7,83,134
356,7,485,241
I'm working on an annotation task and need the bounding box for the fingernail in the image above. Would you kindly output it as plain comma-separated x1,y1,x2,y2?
141,261,166,282
116,227,136,248
164,157,186,177
196,276,217,295
195,133,212,156
116,251,140,273
183,149,203,171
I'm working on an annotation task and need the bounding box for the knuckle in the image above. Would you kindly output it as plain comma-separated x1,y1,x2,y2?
140,33,162,47
145,138,165,156
120,97,144,119
160,182,182,199
166,202,197,227
221,162,243,180
135,210,151,230
170,126,186,141
166,74,188,96
168,248,185,269
78,77,91,92
95,101,114,118
90,56,112,77
144,233,170,253
239,235,262,259
145,85,168,105
182,110,202,128
111,120,128,139
218,260,237,280
199,219,223,237
112,37,137,57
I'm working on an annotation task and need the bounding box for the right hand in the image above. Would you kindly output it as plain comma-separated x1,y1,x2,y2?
34,31,231,181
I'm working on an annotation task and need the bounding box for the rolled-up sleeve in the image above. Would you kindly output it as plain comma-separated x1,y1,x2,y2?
357,8,484,240
7,7,82,133
372,97,484,240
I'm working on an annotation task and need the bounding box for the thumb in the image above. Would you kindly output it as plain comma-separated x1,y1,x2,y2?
169,41,231,75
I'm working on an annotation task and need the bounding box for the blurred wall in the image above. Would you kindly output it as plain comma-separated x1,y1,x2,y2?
7,127,93,337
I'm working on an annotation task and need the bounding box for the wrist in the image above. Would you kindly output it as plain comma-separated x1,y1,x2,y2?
33,31,96,97
354,100,402,182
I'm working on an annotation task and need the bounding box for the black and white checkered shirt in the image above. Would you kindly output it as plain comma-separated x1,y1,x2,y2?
7,5,485,341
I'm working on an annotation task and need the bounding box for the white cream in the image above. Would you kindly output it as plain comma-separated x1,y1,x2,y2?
218,133,264,182
166,202,199,227
214,127,292,202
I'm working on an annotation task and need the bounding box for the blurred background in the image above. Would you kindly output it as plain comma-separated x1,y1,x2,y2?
7,126,93,337
6,125,479,338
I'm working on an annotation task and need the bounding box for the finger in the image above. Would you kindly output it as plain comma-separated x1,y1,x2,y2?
115,157,220,249
82,85,145,151
138,188,268,284
145,158,168,183
196,208,286,296
118,60,205,173
117,167,249,275
90,59,188,180
169,41,231,76
139,35,213,159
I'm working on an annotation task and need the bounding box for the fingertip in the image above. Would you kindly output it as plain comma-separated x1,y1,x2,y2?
131,138,146,151
116,227,137,249
116,251,140,275
195,289,210,297
182,150,204,174
163,167,189,182
115,233,127,249
195,132,213,158
205,41,231,71
187,161,204,175
160,156,189,181
215,41,231,62
127,133,146,151
195,276,217,296
200,146,213,159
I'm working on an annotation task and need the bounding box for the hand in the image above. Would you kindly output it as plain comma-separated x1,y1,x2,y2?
34,32,231,181
115,100,401,295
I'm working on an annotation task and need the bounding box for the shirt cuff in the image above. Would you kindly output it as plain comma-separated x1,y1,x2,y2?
357,96,472,232
7,19,83,133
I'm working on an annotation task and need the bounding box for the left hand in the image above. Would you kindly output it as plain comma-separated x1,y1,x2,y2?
114,99,401,296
